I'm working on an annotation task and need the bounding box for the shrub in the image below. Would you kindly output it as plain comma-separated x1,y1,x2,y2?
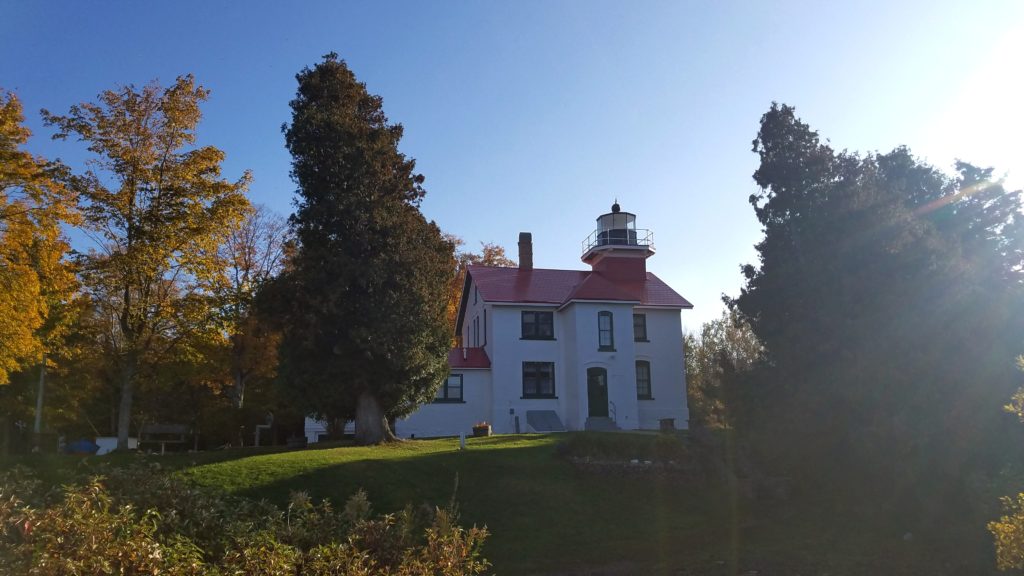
0,465,490,575
990,492,1024,570
304,544,377,575
0,478,199,576
222,531,302,576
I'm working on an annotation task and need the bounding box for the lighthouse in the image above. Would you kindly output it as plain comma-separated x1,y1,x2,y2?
581,201,654,281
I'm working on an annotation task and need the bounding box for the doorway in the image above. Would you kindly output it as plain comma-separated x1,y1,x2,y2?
587,367,609,418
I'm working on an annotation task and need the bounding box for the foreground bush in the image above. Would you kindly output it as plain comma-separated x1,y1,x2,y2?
0,465,489,575
990,493,1024,570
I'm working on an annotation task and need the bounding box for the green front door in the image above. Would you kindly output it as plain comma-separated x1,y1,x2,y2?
587,368,609,418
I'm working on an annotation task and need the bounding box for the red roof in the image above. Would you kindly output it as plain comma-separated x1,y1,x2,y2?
466,265,693,308
448,347,491,369
566,273,640,302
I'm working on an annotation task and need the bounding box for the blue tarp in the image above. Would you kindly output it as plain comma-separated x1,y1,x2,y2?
65,439,99,455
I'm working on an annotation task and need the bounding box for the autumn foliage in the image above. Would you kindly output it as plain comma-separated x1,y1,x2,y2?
445,236,516,343
0,465,490,575
0,91,77,385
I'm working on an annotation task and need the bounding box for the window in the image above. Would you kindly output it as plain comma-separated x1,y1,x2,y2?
473,316,480,346
598,311,614,350
522,362,556,398
435,374,464,402
636,361,652,399
633,314,648,341
521,311,554,339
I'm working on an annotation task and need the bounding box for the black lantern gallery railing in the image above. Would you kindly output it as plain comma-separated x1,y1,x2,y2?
581,228,653,255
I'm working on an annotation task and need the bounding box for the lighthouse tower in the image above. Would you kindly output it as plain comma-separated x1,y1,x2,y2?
580,201,654,281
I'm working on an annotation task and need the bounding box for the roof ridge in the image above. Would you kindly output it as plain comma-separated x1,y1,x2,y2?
462,265,692,309
467,263,589,273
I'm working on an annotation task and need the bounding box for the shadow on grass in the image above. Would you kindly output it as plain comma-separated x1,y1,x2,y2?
190,434,992,576
219,436,733,576
4,432,998,575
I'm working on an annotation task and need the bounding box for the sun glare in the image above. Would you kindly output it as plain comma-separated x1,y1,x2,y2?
926,24,1024,189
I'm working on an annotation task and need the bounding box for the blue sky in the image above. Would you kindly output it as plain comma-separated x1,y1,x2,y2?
3,1,1022,331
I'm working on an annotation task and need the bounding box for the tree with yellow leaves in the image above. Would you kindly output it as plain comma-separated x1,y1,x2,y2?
0,90,77,387
444,236,516,343
43,76,251,450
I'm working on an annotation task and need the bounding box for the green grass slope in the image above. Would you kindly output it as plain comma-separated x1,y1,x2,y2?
183,434,731,575
3,433,996,575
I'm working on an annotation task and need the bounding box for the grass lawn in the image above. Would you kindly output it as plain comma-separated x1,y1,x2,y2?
1,433,999,575
183,434,734,575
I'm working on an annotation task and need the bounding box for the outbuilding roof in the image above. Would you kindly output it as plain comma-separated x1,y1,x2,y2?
447,347,491,369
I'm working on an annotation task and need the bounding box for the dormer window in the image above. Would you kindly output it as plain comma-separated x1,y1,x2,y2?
598,311,614,351
522,311,554,339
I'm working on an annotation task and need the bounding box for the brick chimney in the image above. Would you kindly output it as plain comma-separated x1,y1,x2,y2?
518,232,533,270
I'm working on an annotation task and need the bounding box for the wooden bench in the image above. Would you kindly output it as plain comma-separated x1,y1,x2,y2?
139,424,189,454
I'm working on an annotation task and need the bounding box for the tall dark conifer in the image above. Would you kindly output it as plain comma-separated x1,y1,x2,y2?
277,54,454,444
730,103,1024,511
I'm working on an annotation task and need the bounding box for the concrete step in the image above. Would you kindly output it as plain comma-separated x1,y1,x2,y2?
585,417,620,431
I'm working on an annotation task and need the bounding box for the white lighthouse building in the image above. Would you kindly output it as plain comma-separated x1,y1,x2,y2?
306,203,692,441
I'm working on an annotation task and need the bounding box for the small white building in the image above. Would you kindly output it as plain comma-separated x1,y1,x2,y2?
306,203,693,441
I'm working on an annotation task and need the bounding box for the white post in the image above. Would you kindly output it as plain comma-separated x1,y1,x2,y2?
459,432,466,450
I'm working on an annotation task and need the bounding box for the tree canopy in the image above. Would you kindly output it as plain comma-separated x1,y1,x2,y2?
276,54,454,444
445,236,516,340
684,310,761,431
43,76,251,449
0,91,77,385
216,204,288,409
729,103,1024,508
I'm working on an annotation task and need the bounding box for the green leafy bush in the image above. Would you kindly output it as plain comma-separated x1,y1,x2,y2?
990,492,1024,570
0,465,490,575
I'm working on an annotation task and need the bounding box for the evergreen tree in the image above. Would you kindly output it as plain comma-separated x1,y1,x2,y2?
730,103,1024,509
277,54,454,444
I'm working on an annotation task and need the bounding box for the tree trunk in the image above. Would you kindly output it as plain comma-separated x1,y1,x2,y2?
231,332,247,409
232,371,246,409
116,361,135,450
354,391,397,445
33,354,46,434
326,418,345,440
